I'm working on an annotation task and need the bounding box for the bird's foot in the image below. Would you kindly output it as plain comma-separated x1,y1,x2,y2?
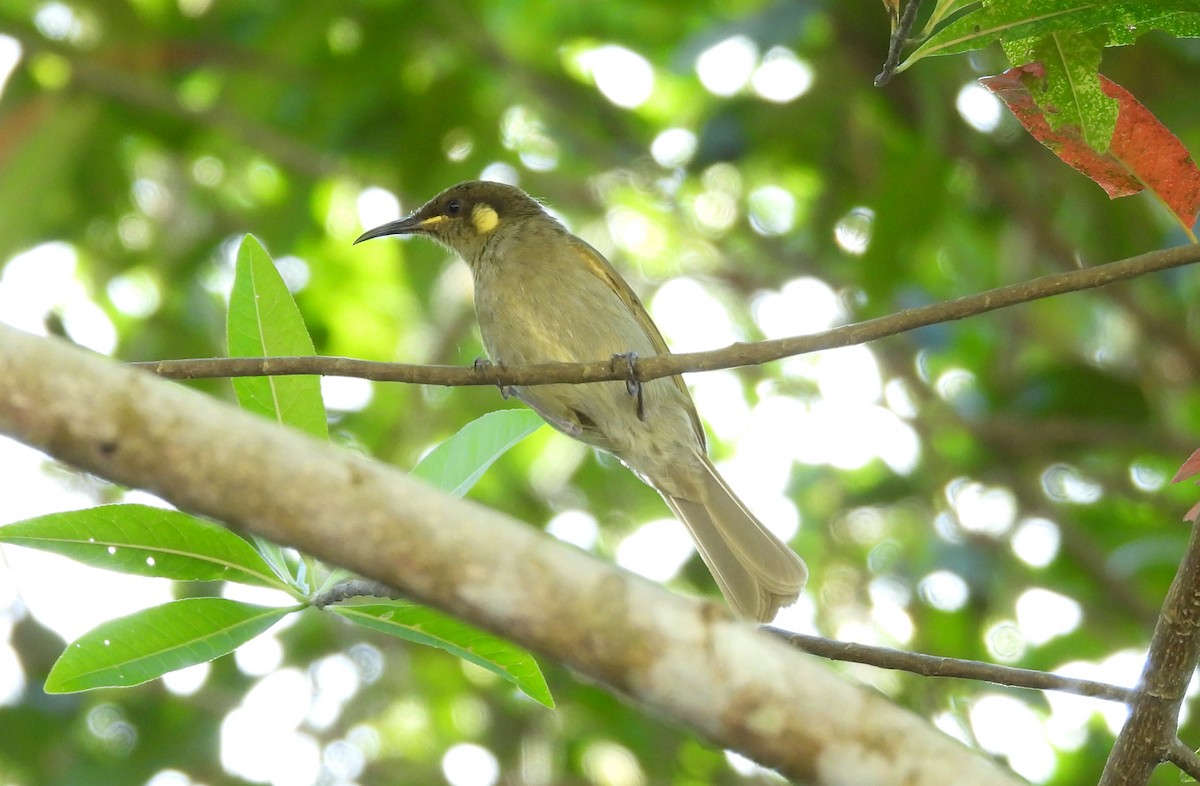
611,351,646,421
474,357,512,399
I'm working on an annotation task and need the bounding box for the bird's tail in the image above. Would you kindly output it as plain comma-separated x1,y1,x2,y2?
661,456,808,622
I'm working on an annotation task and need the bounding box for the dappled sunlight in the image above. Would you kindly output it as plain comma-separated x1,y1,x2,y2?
1016,587,1082,645
946,479,1017,537
1048,652,1143,736
606,205,668,259
747,184,796,235
794,400,920,473
970,694,1057,783
985,620,1026,662
546,509,600,551
221,669,319,785
34,2,91,43
752,275,846,338
750,47,814,103
1041,463,1104,503
0,242,116,353
833,207,874,255
356,185,402,230
572,45,655,109
161,662,210,697
2,515,175,642
479,161,519,185
649,128,697,169
107,267,162,319
501,106,559,172
869,577,914,644
650,277,739,351
934,366,979,405
695,35,758,97
321,376,373,412
583,740,645,786
615,518,694,582
918,569,969,612
1011,517,1061,568
0,36,20,99
443,742,500,786
815,345,883,404
690,370,751,441
956,83,1004,133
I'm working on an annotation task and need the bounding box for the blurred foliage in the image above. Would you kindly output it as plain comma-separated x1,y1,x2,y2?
0,1,1199,784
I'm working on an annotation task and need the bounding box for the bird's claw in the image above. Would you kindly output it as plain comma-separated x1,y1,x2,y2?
474,357,512,399
611,351,646,421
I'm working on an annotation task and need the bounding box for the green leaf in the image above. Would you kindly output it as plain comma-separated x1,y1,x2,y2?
1005,27,1116,150
0,504,289,590
901,1,1200,69
411,409,544,498
226,234,328,439
45,599,297,693
330,601,553,707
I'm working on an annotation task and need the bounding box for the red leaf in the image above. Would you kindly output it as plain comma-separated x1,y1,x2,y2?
981,63,1200,233
1173,447,1200,484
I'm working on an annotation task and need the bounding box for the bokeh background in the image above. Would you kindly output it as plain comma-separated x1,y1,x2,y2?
1,1,1199,784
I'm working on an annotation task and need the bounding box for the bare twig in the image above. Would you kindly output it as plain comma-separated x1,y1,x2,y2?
876,0,924,86
312,579,401,608
135,244,1200,386
1166,738,1200,781
1099,522,1200,786
772,631,1134,702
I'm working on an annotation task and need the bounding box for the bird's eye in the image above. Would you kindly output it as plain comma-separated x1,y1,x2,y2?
446,199,462,215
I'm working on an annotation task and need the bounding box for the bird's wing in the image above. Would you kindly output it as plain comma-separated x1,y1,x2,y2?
567,237,705,446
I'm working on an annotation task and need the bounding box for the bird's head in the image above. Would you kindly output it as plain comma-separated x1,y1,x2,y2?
354,180,549,265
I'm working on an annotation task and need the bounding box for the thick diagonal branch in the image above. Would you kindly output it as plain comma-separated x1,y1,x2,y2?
0,324,1024,786
1098,521,1200,786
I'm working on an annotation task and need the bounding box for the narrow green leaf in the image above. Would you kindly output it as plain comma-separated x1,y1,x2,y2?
45,599,297,693
0,504,289,589
227,234,327,439
253,536,296,586
411,409,544,498
331,601,553,707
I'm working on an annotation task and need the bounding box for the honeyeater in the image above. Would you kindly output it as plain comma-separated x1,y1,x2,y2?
355,180,807,622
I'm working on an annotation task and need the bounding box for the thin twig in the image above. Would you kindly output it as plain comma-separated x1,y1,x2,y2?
876,0,924,86
771,630,1134,702
1166,738,1200,781
312,579,401,608
1099,522,1200,786
135,244,1200,386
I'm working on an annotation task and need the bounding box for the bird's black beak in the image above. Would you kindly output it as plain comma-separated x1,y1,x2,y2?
353,214,434,245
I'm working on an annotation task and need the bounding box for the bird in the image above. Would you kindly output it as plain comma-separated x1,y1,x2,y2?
355,180,808,622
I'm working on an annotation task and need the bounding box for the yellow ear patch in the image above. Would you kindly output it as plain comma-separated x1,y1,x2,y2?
472,203,499,234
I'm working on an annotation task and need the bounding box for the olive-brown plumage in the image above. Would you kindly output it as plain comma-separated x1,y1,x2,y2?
356,181,808,621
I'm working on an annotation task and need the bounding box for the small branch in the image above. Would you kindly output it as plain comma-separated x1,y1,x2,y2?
1166,738,1200,781
876,0,924,86
312,579,401,608
135,244,1200,386
772,631,1133,702
1099,521,1200,786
